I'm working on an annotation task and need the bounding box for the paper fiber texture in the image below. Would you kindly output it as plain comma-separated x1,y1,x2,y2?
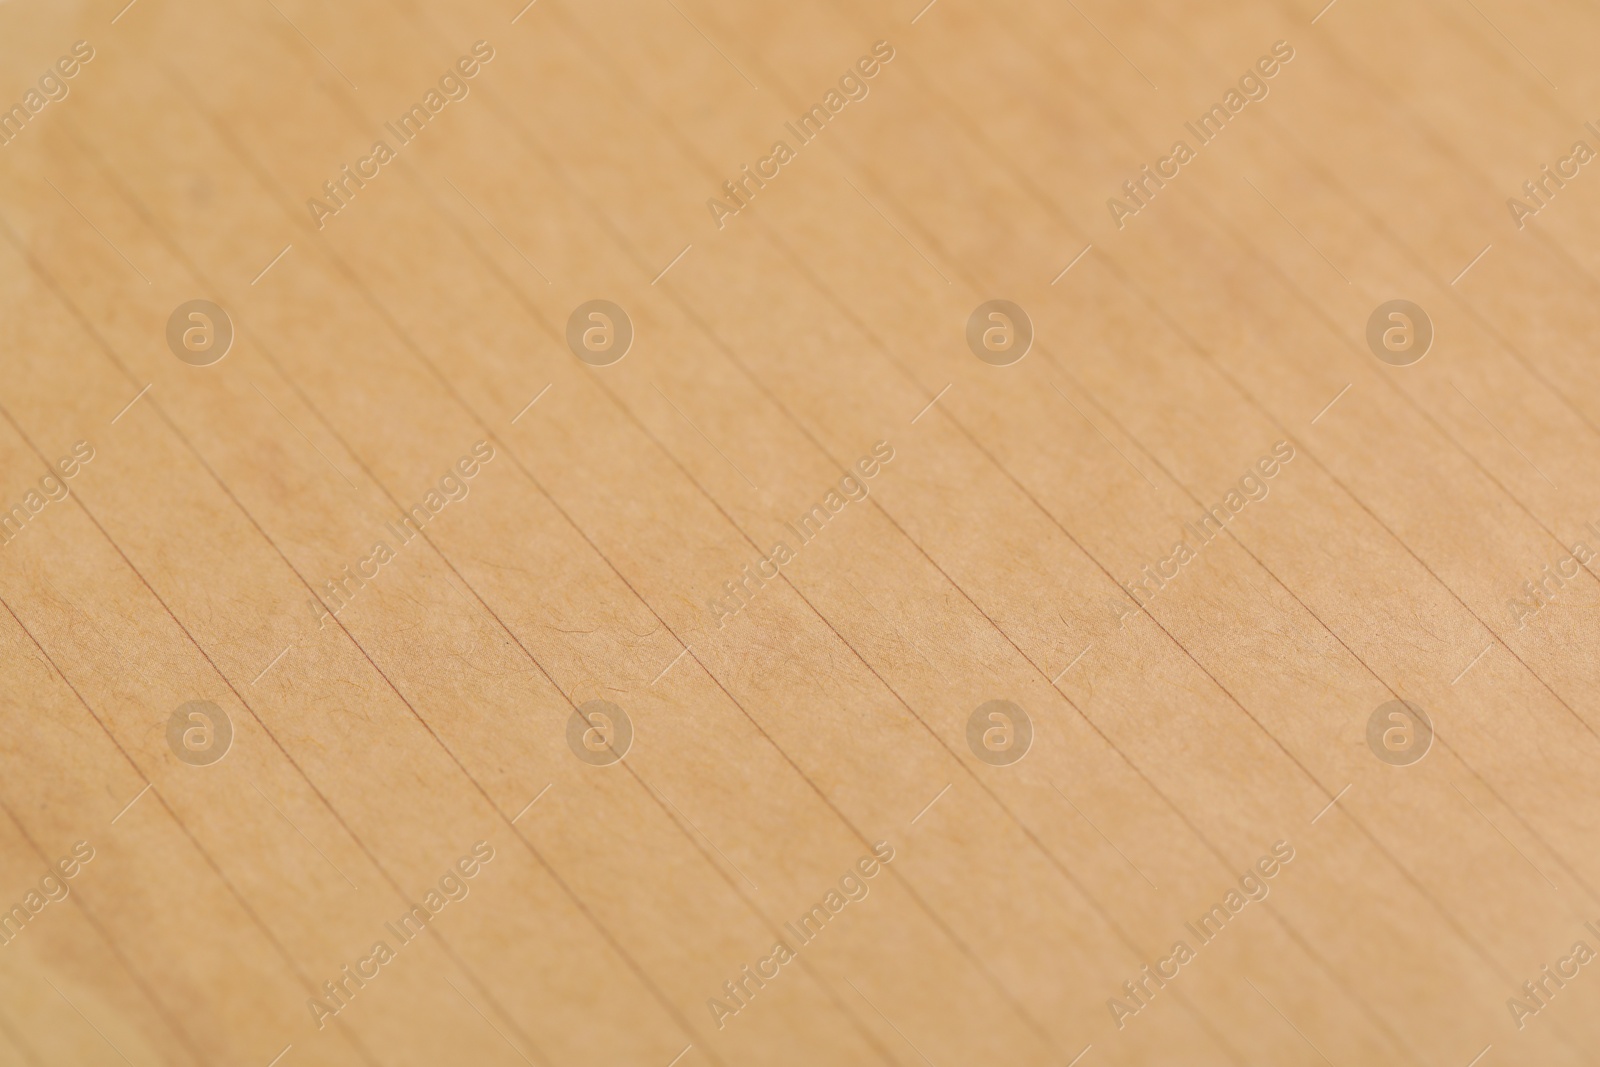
1,1,1599,1064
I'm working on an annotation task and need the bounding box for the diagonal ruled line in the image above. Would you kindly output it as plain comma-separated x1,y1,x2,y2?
118,33,1516,1067
121,20,1600,1067
159,27,1510,1062
36,63,1026,1065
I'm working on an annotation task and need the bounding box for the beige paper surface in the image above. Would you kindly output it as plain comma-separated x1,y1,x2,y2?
2,0,1599,1063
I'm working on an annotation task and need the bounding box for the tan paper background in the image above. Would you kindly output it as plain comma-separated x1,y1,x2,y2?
2,0,1599,1063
